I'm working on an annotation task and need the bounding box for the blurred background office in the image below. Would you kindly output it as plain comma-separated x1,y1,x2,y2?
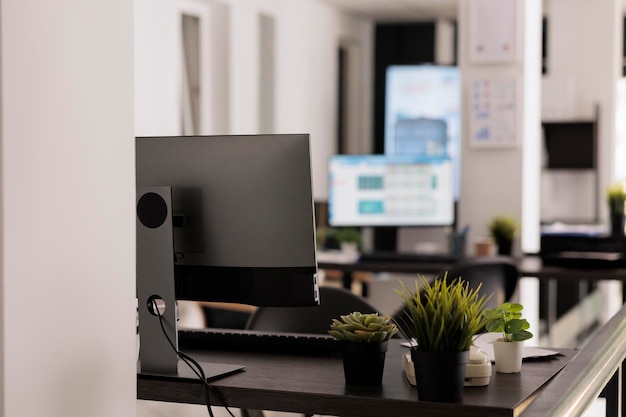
132,1,625,416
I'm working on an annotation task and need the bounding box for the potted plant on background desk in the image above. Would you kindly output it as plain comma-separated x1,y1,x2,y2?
328,311,398,386
483,302,533,373
607,183,626,237
488,214,518,256
320,227,362,253
394,275,491,402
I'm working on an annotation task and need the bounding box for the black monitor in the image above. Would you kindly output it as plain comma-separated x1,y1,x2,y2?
136,134,319,379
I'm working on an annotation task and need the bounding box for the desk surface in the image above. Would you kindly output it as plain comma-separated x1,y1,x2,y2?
318,255,626,282
138,342,576,417
517,256,626,281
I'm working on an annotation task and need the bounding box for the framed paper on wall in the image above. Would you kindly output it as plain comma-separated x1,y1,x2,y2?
469,0,520,64
468,75,519,149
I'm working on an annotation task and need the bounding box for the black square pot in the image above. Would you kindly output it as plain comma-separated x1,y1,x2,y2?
341,340,388,386
610,213,625,237
411,349,469,402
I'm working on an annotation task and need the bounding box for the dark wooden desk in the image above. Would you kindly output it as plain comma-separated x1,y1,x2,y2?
318,258,453,297
517,256,626,282
319,255,626,305
319,255,626,284
138,342,575,417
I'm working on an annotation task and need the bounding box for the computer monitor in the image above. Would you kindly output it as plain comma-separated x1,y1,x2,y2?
136,134,319,379
384,64,461,199
328,154,454,227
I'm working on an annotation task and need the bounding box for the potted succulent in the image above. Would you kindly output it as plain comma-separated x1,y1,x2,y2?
482,302,533,373
328,311,398,385
322,227,362,252
488,215,518,256
607,183,626,237
395,274,491,402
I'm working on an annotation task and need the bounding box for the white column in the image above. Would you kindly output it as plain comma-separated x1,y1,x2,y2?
0,1,136,416
457,0,542,255
458,0,542,336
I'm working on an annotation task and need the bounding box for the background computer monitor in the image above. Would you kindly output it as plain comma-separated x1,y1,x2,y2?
136,134,319,377
384,64,461,199
328,154,455,227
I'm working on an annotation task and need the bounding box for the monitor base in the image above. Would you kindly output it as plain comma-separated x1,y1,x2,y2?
138,359,245,383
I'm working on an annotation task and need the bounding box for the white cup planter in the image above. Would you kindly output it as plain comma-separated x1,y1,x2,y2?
493,338,524,373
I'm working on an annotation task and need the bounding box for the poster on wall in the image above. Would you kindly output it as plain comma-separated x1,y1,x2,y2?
384,65,461,197
469,75,518,148
469,0,519,64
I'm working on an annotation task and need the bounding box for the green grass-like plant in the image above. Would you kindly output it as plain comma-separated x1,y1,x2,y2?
489,215,518,242
483,302,533,342
394,274,491,352
328,311,398,343
607,183,626,215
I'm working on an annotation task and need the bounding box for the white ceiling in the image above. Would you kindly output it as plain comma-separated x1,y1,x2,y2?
316,0,458,22
317,0,603,21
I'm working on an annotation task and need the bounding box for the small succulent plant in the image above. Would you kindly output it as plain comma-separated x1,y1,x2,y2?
328,312,398,343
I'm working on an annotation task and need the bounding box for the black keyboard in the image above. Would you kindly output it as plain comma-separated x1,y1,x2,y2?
358,251,461,264
178,327,341,355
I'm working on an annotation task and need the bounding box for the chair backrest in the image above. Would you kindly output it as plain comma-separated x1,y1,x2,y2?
245,286,380,334
443,255,519,309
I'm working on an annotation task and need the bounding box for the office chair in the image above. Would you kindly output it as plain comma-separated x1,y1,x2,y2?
392,256,519,336
241,286,381,417
244,285,380,334
444,255,519,309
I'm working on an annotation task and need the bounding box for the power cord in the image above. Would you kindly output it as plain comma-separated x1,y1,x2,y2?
151,298,236,417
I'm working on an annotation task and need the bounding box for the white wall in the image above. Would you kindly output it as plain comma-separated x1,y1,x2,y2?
542,0,622,223
0,1,136,416
135,0,180,137
134,0,373,200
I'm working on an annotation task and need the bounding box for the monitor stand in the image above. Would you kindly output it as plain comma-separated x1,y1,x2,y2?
138,360,244,382
136,186,244,382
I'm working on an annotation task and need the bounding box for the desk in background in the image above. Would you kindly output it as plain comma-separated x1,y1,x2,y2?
138,342,575,417
317,251,455,297
318,254,626,340
319,254,626,288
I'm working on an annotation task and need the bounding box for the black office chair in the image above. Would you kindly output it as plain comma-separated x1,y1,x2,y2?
392,256,519,336
241,286,381,417
444,255,519,309
244,285,381,334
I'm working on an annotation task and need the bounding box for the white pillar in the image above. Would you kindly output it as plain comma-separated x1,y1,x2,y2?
0,1,136,416
458,0,542,255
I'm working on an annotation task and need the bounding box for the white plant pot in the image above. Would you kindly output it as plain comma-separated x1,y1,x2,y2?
341,242,358,254
493,338,524,373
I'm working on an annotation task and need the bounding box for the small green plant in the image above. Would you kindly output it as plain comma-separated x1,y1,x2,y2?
321,227,361,250
394,274,491,352
328,312,398,343
607,183,626,215
334,227,361,244
483,302,533,342
489,215,518,242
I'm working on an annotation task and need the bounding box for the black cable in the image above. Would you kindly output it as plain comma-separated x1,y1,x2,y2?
151,299,236,417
